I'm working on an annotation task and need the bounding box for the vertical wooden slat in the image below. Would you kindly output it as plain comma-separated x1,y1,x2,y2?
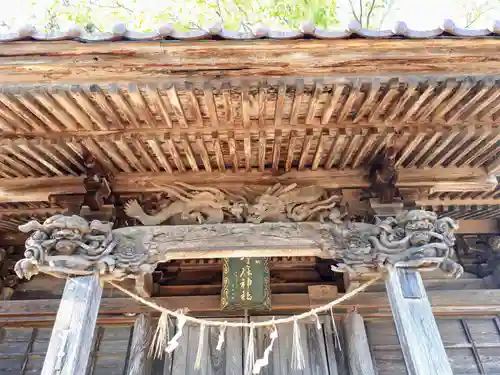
312,131,325,170
274,81,286,127
290,80,304,125
338,82,362,123
70,91,110,130
272,130,282,172
241,82,251,128
420,132,459,167
127,314,153,375
222,83,233,127
99,140,131,173
368,85,399,123
285,133,297,171
322,84,345,124
109,91,141,129
385,267,453,375
306,81,323,125
213,136,226,172
115,140,147,172
244,134,252,172
196,137,212,172
387,82,418,122
203,83,219,128
258,83,267,127
18,143,65,176
42,275,102,375
258,131,267,172
395,133,426,168
165,138,186,172
344,311,376,375
181,137,199,172
399,83,435,124
166,86,188,128
228,133,239,172
352,131,378,168
407,132,442,168
185,83,203,127
147,140,173,173
430,82,471,121
298,130,313,170
132,139,160,172
324,130,339,169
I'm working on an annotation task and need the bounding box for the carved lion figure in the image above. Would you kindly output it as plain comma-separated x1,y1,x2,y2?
14,215,120,280
331,210,463,278
246,183,340,223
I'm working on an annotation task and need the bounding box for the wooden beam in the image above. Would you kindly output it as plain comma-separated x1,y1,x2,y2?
344,311,376,375
0,166,493,202
385,268,453,375
127,314,153,375
41,275,102,375
0,40,499,84
417,198,500,206
3,289,500,319
456,219,500,233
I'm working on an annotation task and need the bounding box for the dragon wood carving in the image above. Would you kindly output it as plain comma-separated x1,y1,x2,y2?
124,183,342,225
14,209,463,281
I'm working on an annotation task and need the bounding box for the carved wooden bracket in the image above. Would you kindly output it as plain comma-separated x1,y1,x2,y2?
14,210,463,282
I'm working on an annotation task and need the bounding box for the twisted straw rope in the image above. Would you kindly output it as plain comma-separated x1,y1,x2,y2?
107,274,382,328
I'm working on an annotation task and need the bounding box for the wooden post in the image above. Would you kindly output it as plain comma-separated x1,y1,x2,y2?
127,314,153,375
343,310,376,375
42,275,102,375
385,266,453,375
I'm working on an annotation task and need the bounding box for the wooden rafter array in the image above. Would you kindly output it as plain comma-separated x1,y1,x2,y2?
1,78,500,133
0,202,66,232
0,127,497,178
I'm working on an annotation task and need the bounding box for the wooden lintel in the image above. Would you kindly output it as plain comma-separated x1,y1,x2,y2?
0,167,493,203
0,39,499,84
2,289,500,319
417,198,500,207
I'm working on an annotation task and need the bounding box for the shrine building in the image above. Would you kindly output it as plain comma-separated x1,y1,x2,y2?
0,21,498,375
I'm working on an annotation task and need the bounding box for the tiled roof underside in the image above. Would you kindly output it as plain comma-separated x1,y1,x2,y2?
1,20,500,42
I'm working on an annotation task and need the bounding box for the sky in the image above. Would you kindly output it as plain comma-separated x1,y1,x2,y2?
0,0,498,32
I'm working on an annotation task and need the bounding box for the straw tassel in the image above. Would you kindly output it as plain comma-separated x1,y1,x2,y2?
150,311,170,358
313,312,321,330
330,307,342,351
165,312,187,353
244,324,256,375
216,323,227,351
194,323,206,369
252,323,278,374
291,319,305,370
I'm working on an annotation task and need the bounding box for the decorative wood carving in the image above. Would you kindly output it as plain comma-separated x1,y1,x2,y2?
124,183,342,225
458,235,500,287
363,146,400,204
82,151,112,212
14,209,462,281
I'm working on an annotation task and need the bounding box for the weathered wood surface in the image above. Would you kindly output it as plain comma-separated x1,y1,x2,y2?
0,167,495,208
0,40,499,84
343,311,376,375
127,314,153,375
385,268,453,375
41,275,102,375
4,289,500,321
115,222,332,260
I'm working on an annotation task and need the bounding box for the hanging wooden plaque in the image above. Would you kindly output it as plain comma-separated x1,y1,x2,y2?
221,257,271,311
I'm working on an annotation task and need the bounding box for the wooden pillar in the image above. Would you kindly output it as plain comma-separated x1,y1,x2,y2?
385,266,453,375
127,314,153,375
42,275,103,375
343,310,376,375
